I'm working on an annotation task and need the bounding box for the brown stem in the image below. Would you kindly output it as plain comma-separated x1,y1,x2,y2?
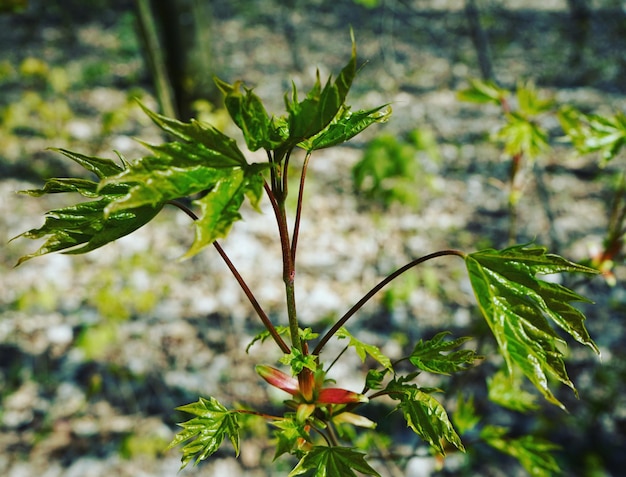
313,249,466,355
167,199,290,354
291,151,311,264
264,181,302,354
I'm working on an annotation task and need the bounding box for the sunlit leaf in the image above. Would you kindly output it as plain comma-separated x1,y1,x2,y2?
487,368,539,412
452,393,481,436
387,380,464,455
137,102,247,166
497,112,549,159
559,106,626,163
299,105,391,152
465,244,599,408
99,105,268,258
271,416,311,459
409,331,481,375
167,397,240,469
457,78,508,105
183,165,266,258
481,425,561,477
284,33,357,146
12,149,162,265
336,327,392,371
289,446,380,477
214,77,282,151
516,81,554,116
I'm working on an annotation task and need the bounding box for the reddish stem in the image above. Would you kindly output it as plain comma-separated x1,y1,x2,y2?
167,199,290,354
312,249,466,355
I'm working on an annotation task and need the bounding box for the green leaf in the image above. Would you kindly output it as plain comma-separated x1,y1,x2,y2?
559,106,626,163
487,368,539,412
137,102,247,167
280,347,318,374
457,78,508,105
246,326,317,353
465,244,599,408
516,81,554,116
284,33,357,146
452,393,481,436
365,369,387,390
12,149,162,265
182,165,266,258
336,327,392,371
214,77,282,151
481,425,561,477
54,148,127,177
387,381,464,455
271,416,311,459
409,331,480,375
497,112,549,159
167,397,240,469
289,446,380,477
99,104,268,258
299,105,391,152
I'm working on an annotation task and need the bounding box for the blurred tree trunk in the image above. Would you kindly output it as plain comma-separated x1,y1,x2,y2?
565,0,590,69
135,0,217,120
465,0,495,82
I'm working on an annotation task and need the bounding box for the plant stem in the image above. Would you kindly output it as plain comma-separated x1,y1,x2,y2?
291,151,311,264
213,241,290,353
264,179,302,354
313,249,466,355
167,199,290,354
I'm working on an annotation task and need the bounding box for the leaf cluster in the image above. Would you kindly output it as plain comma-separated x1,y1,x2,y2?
11,38,602,477
459,78,554,160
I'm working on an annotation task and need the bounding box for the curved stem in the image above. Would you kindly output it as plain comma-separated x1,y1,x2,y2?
291,151,311,264
167,199,290,354
213,242,290,354
313,249,466,355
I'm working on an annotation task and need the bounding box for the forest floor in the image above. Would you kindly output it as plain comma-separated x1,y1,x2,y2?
1,1,625,476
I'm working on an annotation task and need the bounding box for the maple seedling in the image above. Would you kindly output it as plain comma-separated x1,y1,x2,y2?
12,37,599,476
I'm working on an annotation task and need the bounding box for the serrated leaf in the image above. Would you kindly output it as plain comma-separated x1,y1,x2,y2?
183,165,266,258
497,112,549,159
246,325,291,353
137,102,247,166
365,369,387,390
559,106,626,163
279,347,318,374
299,105,391,152
284,34,357,146
516,81,554,116
409,331,480,375
481,425,561,477
387,381,464,455
457,78,508,105
289,446,380,477
336,327,392,371
12,149,162,265
168,397,240,469
271,416,311,459
465,244,599,408
487,368,539,412
99,105,268,258
214,77,283,151
452,393,481,436
50,148,125,178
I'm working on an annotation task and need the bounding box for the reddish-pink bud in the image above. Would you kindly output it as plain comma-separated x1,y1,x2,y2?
256,365,299,396
317,387,369,404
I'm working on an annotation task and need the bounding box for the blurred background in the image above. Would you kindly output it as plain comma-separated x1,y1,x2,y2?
1,0,625,475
